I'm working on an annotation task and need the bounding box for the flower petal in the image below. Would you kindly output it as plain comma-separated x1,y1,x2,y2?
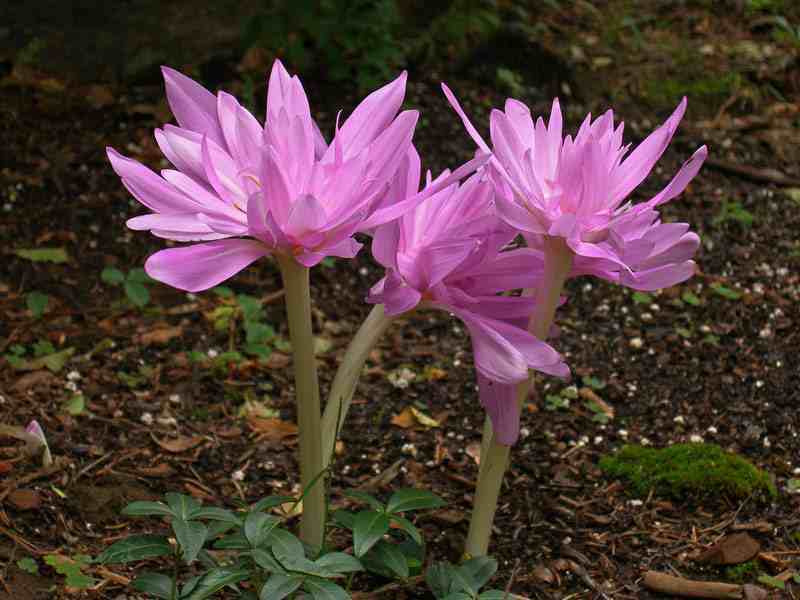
161,66,225,146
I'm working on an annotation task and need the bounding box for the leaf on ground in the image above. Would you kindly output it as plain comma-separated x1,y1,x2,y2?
135,326,183,346
247,417,298,441
696,533,761,565
15,247,69,263
152,434,205,453
8,489,42,510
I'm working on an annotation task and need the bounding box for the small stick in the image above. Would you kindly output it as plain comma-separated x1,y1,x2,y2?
642,571,742,599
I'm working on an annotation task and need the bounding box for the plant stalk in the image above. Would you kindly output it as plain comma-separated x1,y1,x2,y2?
320,303,394,467
276,254,325,552
465,236,573,557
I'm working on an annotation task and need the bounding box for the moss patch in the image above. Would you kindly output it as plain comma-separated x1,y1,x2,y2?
599,443,776,500
725,561,760,583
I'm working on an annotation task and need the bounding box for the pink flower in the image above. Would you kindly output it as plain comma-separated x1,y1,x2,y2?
108,61,486,292
442,86,707,291
369,148,568,444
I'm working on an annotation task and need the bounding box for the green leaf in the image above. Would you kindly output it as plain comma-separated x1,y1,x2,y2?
244,512,281,548
16,557,39,575
344,489,384,511
757,574,785,590
212,285,234,298
449,565,478,596
213,533,250,550
16,247,69,263
363,540,409,579
478,591,508,600
441,594,472,600
237,294,263,321
315,552,363,574
302,576,349,600
632,291,652,305
460,556,497,590
131,572,174,599
353,510,390,557
332,509,356,531
427,561,455,598
63,394,85,416
94,535,172,564
710,283,742,300
127,268,154,283
681,291,701,306
270,528,306,560
386,488,445,514
165,493,201,520
245,321,275,345
64,572,96,589
183,568,249,600
125,280,150,307
189,506,240,523
260,573,304,600
101,267,126,285
252,495,296,513
389,515,422,545
26,291,49,318
581,375,606,390
251,548,284,573
171,518,207,563
244,343,272,359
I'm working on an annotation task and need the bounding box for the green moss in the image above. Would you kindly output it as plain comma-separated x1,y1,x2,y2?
644,72,740,107
599,443,776,500
724,561,760,583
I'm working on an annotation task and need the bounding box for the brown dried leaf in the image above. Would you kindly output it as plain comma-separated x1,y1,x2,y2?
532,564,556,584
696,533,761,565
8,488,42,510
466,442,482,465
247,417,298,441
12,370,59,392
136,326,183,346
152,434,204,454
579,387,614,418
391,406,416,429
137,463,175,478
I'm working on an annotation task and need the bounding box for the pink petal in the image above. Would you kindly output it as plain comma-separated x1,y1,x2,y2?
368,271,422,316
161,67,225,146
145,239,269,292
621,260,697,291
477,377,520,446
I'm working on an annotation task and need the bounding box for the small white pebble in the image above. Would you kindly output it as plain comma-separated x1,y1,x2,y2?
140,412,154,425
594,436,603,445
640,437,651,446
358,267,368,276
168,393,181,404
755,380,764,389
699,324,712,333
618,429,628,438
706,426,718,434
763,437,771,448
629,337,644,349
401,443,417,457
156,416,177,427
519,427,531,439
793,467,800,475
690,434,704,443
641,312,653,322
67,370,82,381
629,499,643,507
186,293,197,301
232,469,245,481
207,348,219,358
673,415,685,424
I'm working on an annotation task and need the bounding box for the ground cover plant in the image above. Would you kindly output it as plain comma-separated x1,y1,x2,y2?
1,1,799,598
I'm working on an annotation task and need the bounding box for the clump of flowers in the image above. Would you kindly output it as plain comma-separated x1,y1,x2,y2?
107,61,705,565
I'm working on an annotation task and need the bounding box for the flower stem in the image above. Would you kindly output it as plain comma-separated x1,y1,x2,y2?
321,304,393,468
276,254,325,552
465,236,573,557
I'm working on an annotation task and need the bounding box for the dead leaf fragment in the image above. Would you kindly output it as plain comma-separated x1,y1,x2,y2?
11,370,59,392
579,387,614,418
8,488,42,510
151,434,204,454
136,326,183,346
532,564,556,584
137,463,176,478
466,442,482,465
696,533,761,565
247,417,298,441
391,407,416,429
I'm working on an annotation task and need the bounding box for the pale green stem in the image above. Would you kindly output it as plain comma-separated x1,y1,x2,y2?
465,237,574,557
276,254,325,552
320,303,394,468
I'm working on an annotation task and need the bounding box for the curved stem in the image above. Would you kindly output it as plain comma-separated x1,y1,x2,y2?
276,255,325,552
321,304,394,468
465,236,574,557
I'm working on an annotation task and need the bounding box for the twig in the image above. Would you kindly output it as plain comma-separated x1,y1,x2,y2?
704,157,800,187
642,571,743,599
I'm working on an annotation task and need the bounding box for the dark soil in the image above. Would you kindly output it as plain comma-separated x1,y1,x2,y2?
1,1,800,599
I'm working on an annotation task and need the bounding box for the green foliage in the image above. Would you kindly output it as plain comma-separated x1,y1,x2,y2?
242,0,404,91
724,560,759,583
16,557,39,575
631,291,652,305
3,340,74,372
712,200,754,228
44,554,96,589
101,492,374,599
426,556,504,600
333,487,443,579
26,291,50,318
102,267,155,307
599,443,776,500
15,247,69,263
710,283,742,300
495,67,525,97
207,291,279,360
758,574,786,590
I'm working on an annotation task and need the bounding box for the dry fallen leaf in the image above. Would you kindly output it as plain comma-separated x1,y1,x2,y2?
247,417,299,441
137,463,176,478
579,387,614,418
696,533,761,565
466,442,482,465
410,407,439,428
391,406,416,429
151,434,204,454
136,326,184,346
8,488,42,510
